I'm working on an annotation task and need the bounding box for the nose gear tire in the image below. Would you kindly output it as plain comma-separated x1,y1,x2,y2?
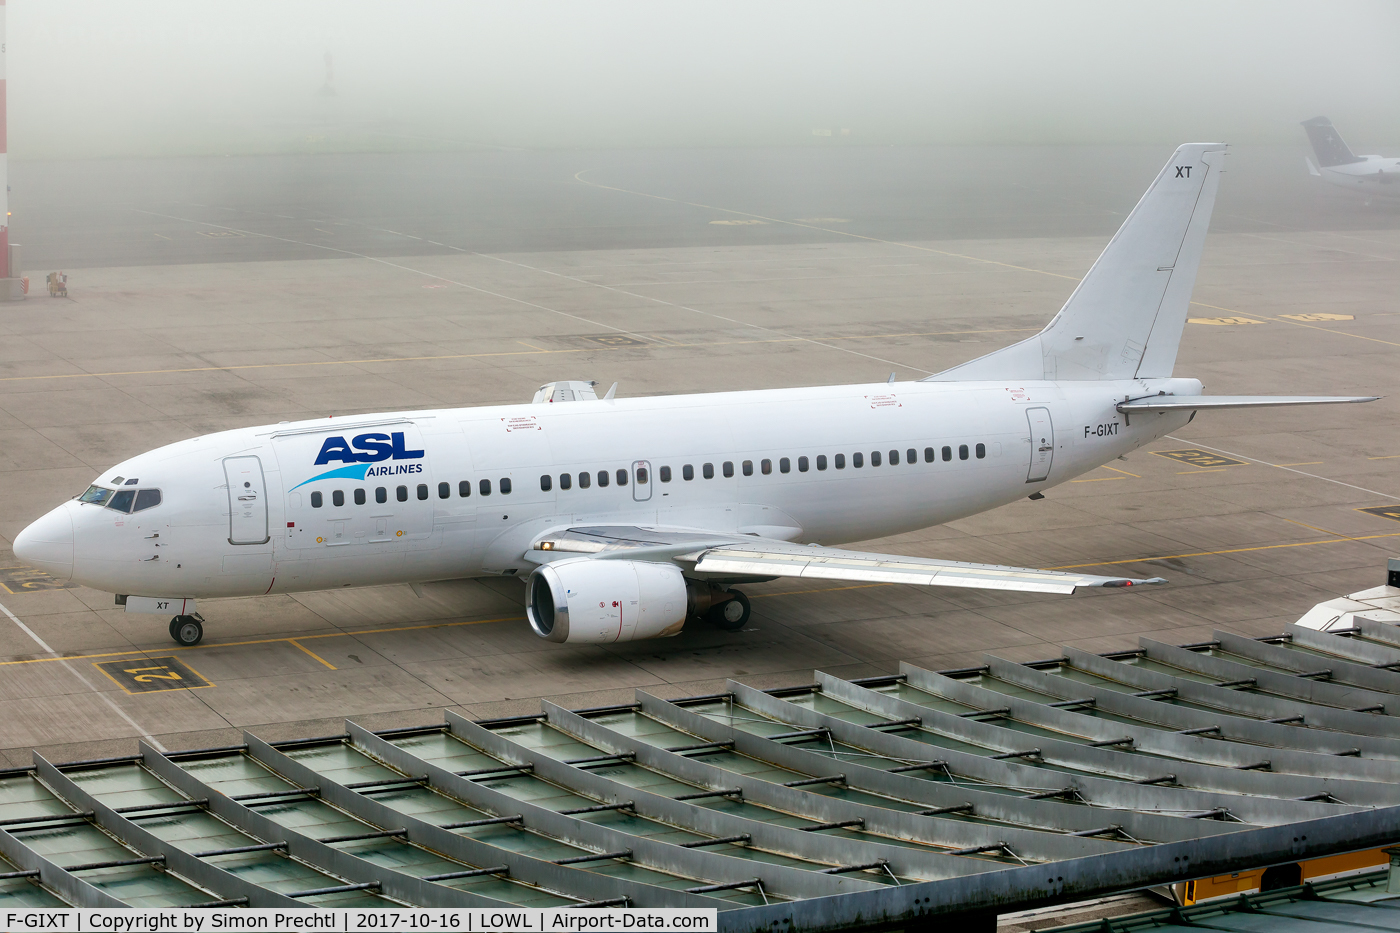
707,590,751,631
170,615,204,647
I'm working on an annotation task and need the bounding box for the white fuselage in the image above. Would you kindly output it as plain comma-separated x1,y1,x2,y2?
1318,155,1400,197
23,377,1198,601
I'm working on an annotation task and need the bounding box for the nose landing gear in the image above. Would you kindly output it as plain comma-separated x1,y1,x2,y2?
169,614,205,647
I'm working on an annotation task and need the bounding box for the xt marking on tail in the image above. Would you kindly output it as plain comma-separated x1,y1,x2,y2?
1175,166,1192,178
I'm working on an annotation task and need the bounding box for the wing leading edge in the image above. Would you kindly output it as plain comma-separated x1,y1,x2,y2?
530,526,1164,595
1117,395,1377,413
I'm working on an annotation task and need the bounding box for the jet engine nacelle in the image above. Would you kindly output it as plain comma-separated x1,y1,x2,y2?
526,558,688,644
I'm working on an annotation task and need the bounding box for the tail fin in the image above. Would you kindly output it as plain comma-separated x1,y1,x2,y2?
926,143,1226,382
1301,117,1363,167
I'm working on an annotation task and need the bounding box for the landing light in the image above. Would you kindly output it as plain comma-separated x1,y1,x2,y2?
539,541,554,550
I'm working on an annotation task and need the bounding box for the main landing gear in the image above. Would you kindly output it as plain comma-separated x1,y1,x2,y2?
707,590,751,632
687,581,753,632
169,614,205,647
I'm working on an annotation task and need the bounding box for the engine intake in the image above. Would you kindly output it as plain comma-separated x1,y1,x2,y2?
526,558,689,644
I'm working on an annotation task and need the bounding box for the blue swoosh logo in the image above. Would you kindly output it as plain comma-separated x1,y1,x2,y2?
290,464,371,491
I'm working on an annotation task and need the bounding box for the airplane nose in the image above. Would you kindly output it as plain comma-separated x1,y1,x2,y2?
13,504,74,582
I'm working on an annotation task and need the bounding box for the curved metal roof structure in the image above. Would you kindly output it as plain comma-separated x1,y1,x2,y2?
4,622,1400,929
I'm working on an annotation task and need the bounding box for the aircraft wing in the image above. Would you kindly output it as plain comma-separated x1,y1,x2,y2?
529,525,1164,595
1117,395,1377,413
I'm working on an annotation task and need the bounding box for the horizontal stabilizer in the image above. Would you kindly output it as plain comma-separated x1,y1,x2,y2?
1117,395,1378,413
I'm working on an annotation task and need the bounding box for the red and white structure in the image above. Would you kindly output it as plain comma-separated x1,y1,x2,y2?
0,0,9,280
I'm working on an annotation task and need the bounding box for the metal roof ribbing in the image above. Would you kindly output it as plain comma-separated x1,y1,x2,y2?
1,638,1400,924
974,658,1400,760
1064,647,1400,738
898,664,1400,780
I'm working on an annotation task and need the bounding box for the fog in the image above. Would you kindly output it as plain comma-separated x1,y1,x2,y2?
11,1,1400,159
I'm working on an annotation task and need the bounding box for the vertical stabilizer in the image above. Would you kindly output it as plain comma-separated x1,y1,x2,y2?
926,143,1226,382
1301,117,1363,167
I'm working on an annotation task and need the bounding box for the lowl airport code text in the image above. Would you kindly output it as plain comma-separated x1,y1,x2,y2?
1,908,717,932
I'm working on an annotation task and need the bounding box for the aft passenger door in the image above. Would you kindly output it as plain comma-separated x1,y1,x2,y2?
1026,407,1054,483
224,456,270,545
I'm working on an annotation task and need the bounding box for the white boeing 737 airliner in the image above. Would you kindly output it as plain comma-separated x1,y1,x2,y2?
12,143,1378,648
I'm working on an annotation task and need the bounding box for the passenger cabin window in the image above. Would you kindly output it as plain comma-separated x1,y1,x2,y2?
416,484,429,500
780,457,790,474
579,472,591,489
703,463,714,479
835,454,846,469
723,461,734,478
311,491,324,508
636,465,648,484
976,442,986,459
458,481,470,498
942,446,952,462
817,455,828,471
438,482,450,499
890,450,900,465
682,464,694,481
480,479,492,495
560,473,572,490
852,452,863,468
133,489,161,512
742,460,753,476
377,487,388,503
798,456,809,472
660,466,672,483
540,475,552,491
959,444,969,461
397,485,408,501
332,490,345,507
871,451,881,467
501,478,512,494
615,469,627,486
924,447,935,463
761,458,772,475
354,488,366,505
79,485,114,506
597,470,609,487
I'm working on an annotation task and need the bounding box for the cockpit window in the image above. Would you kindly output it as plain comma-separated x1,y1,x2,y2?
79,485,114,505
106,489,136,513
133,489,162,512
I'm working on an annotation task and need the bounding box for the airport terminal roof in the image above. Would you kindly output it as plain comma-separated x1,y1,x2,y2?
5,621,1400,929
1042,867,1400,933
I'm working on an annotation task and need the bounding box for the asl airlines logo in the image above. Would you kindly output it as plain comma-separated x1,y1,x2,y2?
290,431,425,490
